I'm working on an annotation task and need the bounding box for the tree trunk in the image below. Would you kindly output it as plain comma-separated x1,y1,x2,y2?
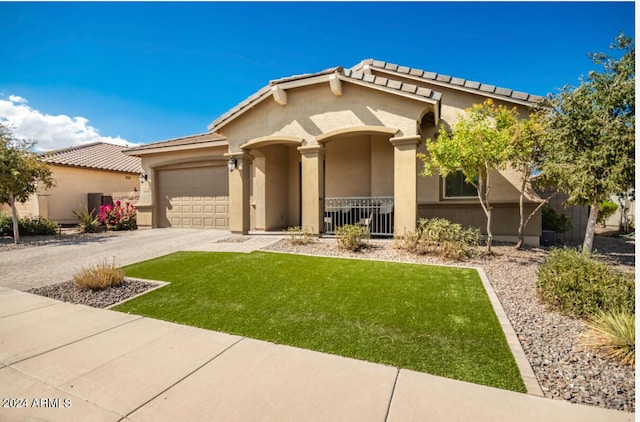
516,189,559,250
515,178,526,249
475,171,493,255
9,194,20,245
486,208,493,254
582,202,599,253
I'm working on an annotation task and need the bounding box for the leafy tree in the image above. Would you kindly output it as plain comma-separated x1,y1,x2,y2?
0,124,55,244
505,112,560,249
419,99,515,254
597,200,618,227
533,33,635,253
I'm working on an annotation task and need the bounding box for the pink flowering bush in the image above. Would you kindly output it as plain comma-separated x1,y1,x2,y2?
98,201,138,231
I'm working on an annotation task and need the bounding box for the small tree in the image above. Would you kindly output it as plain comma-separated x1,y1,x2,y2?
507,112,560,249
419,99,515,254
534,33,635,253
0,124,55,244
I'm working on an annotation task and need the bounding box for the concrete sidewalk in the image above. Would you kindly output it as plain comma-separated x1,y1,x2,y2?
0,288,633,422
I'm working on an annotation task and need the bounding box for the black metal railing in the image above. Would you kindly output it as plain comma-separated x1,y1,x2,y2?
323,196,394,236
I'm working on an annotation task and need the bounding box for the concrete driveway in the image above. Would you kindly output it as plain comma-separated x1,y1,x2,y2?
0,228,279,291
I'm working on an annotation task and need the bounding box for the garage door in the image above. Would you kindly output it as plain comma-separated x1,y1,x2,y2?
158,166,229,229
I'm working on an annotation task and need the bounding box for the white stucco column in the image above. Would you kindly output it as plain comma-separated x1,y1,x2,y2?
226,152,252,234
298,145,325,235
390,135,420,236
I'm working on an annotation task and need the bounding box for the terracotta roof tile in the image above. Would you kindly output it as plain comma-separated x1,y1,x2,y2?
42,142,142,173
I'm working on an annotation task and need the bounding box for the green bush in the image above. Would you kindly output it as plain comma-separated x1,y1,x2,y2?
541,206,572,233
536,248,635,318
0,212,12,236
0,212,58,236
336,224,370,252
597,200,618,227
395,217,480,260
18,216,59,235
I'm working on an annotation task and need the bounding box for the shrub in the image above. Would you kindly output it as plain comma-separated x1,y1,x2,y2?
395,217,480,260
73,258,125,290
541,206,572,233
0,212,59,236
19,216,59,235
536,248,635,318
0,212,12,236
98,201,137,231
336,224,370,252
597,200,618,227
287,226,316,245
72,207,100,233
581,308,635,367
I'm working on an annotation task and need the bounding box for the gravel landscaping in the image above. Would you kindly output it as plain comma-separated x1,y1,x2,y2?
28,278,159,309
16,232,635,412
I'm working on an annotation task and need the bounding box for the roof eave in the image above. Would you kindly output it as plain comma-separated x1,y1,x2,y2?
371,67,539,107
124,139,229,156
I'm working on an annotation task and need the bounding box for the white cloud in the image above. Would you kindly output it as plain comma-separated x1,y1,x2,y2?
8,95,28,104
0,95,139,151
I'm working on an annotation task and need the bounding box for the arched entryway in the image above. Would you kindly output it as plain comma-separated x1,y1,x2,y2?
241,137,303,231
317,126,398,236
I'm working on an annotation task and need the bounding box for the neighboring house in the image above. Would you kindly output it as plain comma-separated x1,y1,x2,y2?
125,59,545,245
604,190,635,232
1,142,142,225
533,183,589,245
533,183,635,246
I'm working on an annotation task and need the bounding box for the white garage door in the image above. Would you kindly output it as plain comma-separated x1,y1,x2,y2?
158,166,229,229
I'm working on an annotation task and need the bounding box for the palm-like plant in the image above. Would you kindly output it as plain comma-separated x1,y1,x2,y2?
581,308,635,367
72,207,100,233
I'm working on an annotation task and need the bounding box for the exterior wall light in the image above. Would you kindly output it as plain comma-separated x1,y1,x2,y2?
139,172,148,183
227,157,238,172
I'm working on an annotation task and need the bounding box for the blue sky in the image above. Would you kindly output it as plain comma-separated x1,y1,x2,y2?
0,1,634,150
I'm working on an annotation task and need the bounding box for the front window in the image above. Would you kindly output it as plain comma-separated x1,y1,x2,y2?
444,171,477,198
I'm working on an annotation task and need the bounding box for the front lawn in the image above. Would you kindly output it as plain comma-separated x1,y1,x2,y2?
114,251,525,392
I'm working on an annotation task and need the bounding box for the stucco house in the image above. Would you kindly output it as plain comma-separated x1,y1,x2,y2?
125,59,545,245
1,142,142,225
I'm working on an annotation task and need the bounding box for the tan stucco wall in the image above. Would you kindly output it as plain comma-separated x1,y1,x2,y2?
325,135,371,198
4,166,139,225
219,83,428,151
323,134,395,199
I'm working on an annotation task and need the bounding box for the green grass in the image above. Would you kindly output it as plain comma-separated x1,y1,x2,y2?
114,251,525,392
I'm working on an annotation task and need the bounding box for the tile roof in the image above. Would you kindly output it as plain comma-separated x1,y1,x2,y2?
352,59,543,104
269,66,343,85
124,132,227,154
42,142,142,173
209,63,443,131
